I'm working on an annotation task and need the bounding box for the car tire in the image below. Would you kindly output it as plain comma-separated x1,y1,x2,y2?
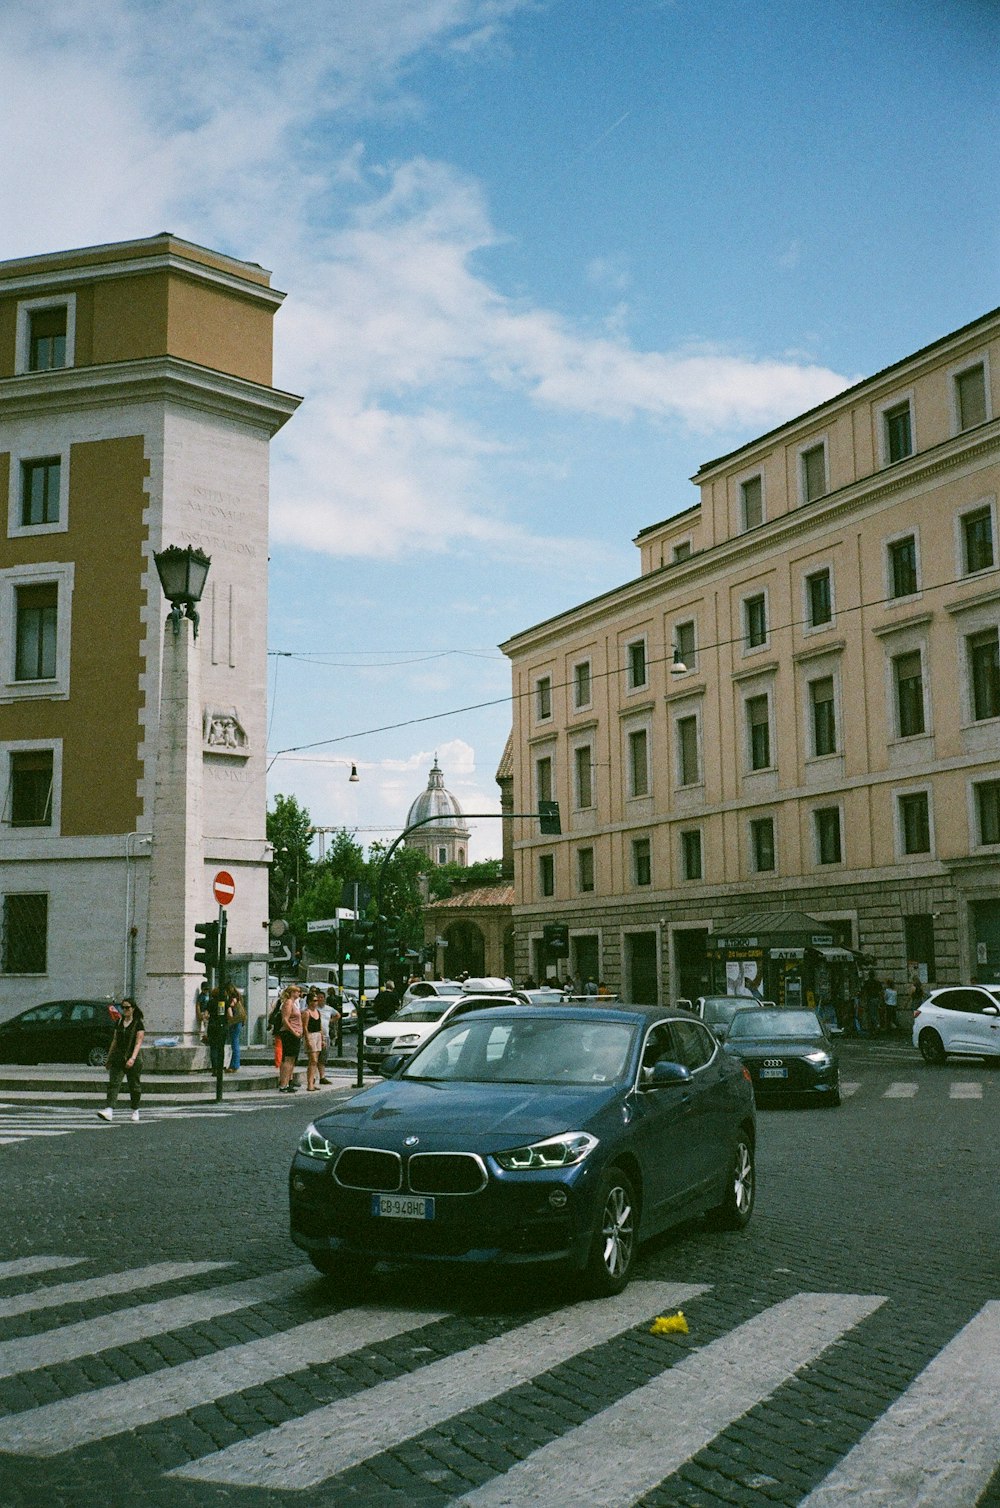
918,1029,946,1065
828,1085,842,1108
707,1134,755,1231
87,1045,108,1069
580,1166,637,1297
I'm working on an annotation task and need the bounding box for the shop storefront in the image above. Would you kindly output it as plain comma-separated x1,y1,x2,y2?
709,910,867,1024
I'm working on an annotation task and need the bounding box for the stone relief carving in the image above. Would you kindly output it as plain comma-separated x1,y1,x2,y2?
203,707,249,757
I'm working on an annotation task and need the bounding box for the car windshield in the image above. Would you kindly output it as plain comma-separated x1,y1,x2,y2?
392,1001,451,1023
728,1009,824,1040
703,998,758,1025
402,1016,636,1085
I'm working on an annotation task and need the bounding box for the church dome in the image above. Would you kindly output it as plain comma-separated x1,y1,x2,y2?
406,758,470,866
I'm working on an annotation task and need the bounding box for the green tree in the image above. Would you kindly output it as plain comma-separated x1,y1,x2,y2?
266,794,315,920
426,857,504,900
294,830,367,962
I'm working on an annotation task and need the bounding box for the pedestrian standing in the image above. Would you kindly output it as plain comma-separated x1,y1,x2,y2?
882,978,898,1035
201,986,228,1075
303,989,324,1091
861,969,882,1036
97,997,145,1123
225,984,245,1072
370,980,397,1023
278,985,303,1093
317,990,339,1084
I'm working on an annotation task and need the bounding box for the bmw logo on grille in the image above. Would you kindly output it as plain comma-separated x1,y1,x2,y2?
403,1135,420,1147
763,1058,783,1068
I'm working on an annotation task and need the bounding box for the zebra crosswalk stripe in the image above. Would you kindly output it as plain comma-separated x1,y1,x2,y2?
0,1266,306,1381
800,1300,1000,1508
454,1292,885,1508
0,1303,451,1456
949,1082,982,1099
0,1260,228,1322
171,1280,709,1490
0,1256,86,1282
883,1082,918,1098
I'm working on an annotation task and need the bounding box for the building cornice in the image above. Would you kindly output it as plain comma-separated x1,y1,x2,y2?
0,356,302,435
0,248,283,308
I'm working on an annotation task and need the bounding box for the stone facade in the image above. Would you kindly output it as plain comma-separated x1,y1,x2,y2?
502,309,1000,1002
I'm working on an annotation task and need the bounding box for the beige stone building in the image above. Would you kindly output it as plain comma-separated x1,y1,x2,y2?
502,309,1000,1004
0,235,298,1039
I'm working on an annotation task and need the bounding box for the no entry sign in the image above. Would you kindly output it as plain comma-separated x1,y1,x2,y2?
213,870,236,907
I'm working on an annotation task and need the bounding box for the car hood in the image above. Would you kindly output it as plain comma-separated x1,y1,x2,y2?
311,1078,623,1151
725,1035,833,1057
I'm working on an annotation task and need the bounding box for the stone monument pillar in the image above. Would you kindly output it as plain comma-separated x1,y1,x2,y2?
140,614,208,1063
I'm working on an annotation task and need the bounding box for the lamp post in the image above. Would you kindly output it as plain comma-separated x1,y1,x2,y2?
153,545,211,638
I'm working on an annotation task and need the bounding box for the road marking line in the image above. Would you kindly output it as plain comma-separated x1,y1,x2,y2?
0,1261,228,1322
0,1303,450,1456
455,1292,885,1508
0,1129,71,1137
0,1256,87,1282
0,1267,307,1380
949,1082,982,1099
800,1301,1000,1507
0,1138,28,1145
840,1082,860,1097
171,1280,709,1490
883,1082,918,1098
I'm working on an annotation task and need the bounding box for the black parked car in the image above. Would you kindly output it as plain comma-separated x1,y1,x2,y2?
0,1000,116,1067
290,1003,756,1296
723,1007,840,1106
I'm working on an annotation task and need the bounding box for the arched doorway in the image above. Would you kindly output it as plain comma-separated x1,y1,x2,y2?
444,921,485,977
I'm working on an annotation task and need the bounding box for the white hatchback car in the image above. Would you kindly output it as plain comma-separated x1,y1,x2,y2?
913,985,1000,1064
363,991,525,1070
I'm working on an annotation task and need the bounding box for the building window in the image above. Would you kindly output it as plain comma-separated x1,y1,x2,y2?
20,459,61,527
746,695,771,771
801,443,827,503
893,651,925,737
814,807,842,865
741,475,763,530
673,541,692,562
806,569,832,627
574,744,593,809
809,676,837,756
976,781,1000,845
1,892,48,974
675,619,696,672
962,507,995,575
28,307,68,372
898,792,930,855
887,535,919,598
676,715,700,786
539,853,554,898
15,585,58,682
883,401,913,463
577,847,595,893
436,846,448,864
969,629,1000,721
744,593,767,650
632,837,651,887
626,639,647,690
536,676,552,720
955,363,987,431
750,817,775,872
573,660,591,709
628,728,649,797
7,750,53,827
681,829,702,881
535,755,553,806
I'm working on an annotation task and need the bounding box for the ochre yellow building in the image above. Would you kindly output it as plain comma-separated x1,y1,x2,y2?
503,310,1000,1002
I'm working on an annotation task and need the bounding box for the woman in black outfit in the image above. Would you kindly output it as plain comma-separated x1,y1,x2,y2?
97,997,145,1123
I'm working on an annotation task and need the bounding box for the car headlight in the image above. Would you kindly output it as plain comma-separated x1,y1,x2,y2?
297,1123,337,1160
493,1131,598,1171
395,1033,421,1045
803,1050,832,1065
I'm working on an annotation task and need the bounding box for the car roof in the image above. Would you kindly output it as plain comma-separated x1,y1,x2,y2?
436,1002,690,1027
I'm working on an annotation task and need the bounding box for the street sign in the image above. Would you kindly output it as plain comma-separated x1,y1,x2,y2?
213,870,236,906
307,917,341,933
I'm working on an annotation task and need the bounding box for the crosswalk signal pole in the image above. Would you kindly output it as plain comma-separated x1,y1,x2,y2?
215,906,228,1104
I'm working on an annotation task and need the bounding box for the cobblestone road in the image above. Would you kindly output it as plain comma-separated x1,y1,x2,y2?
0,1040,997,1507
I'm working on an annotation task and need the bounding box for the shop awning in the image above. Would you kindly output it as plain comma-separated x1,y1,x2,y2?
808,946,858,962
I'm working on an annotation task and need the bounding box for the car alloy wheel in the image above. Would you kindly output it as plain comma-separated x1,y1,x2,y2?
708,1136,755,1231
918,1029,946,1066
582,1166,636,1297
87,1045,108,1069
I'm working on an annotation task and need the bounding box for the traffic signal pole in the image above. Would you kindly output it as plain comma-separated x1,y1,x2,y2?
215,904,228,1104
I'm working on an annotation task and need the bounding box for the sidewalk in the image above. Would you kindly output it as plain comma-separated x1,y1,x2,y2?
0,1056,370,1109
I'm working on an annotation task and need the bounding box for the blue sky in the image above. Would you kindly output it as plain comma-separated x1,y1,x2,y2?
2,0,996,857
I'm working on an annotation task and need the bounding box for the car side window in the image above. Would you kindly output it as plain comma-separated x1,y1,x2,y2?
641,1024,676,1074
956,989,991,1015
69,1003,97,1022
670,1019,716,1070
930,991,960,1012
21,1004,66,1026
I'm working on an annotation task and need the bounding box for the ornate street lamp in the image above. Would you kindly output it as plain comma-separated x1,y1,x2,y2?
153,544,212,637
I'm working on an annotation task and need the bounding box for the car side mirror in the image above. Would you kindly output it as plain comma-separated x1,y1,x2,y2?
381,1054,405,1076
982,1004,999,1017
645,1060,692,1089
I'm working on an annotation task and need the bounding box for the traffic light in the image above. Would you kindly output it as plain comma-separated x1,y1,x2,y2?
538,800,561,835
194,920,220,971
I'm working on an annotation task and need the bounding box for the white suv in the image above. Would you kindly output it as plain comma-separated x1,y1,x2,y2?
363,991,525,1071
913,985,1000,1064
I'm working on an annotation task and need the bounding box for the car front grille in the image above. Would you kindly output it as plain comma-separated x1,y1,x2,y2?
407,1153,487,1195
334,1148,402,1191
